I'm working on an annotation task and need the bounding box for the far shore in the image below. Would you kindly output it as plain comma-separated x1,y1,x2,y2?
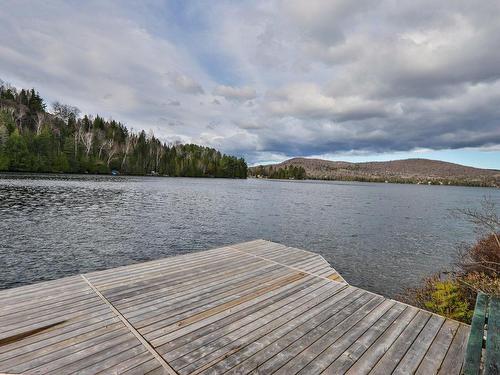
248,175,499,188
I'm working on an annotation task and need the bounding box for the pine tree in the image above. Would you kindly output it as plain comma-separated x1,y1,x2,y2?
0,81,248,177
6,130,30,171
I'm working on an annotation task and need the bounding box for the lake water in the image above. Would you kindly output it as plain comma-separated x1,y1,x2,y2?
1,174,499,297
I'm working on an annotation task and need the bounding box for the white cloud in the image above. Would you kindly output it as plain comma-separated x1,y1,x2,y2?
1,0,500,163
233,120,263,130
265,83,336,118
168,72,204,95
265,83,390,121
213,85,257,101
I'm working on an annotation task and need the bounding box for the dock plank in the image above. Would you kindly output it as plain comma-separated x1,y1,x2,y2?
294,300,395,374
368,310,431,375
227,290,370,374
174,283,350,373
233,290,372,374
0,240,469,375
271,296,385,375
157,277,325,356
171,284,348,366
438,324,470,375
321,303,407,374
392,314,445,374
415,319,460,375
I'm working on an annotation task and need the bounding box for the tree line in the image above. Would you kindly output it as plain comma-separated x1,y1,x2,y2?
249,165,307,180
0,81,247,178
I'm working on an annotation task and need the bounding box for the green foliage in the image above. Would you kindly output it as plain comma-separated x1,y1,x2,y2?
250,165,306,180
0,124,8,150
0,154,9,170
28,89,46,112
402,231,500,324
0,81,247,178
423,279,473,322
53,152,70,172
402,275,475,323
0,110,15,134
5,130,30,171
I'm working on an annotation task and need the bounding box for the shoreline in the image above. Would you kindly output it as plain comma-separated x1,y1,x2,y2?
0,171,247,180
1,172,498,187
248,175,499,188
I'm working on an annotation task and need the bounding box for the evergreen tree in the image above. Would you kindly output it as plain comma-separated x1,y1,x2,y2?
28,89,46,112
0,81,247,178
5,130,30,171
0,123,8,150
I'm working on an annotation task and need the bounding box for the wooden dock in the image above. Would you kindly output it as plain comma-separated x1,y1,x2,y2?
0,240,469,374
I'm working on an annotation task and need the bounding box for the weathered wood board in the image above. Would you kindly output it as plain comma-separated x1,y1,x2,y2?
0,240,468,374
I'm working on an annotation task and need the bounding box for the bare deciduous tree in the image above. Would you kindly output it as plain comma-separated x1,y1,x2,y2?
98,139,107,159
121,131,136,169
81,131,93,156
155,144,164,172
455,196,500,250
452,196,500,280
13,105,27,130
106,140,118,167
52,101,80,123
35,112,45,135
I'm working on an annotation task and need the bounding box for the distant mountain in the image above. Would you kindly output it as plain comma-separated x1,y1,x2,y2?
249,158,500,187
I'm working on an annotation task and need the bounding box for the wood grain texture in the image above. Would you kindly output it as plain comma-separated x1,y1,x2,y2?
0,240,468,375
485,296,500,375
463,292,488,375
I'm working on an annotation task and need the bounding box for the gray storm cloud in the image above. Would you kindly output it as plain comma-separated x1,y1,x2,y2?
0,0,499,162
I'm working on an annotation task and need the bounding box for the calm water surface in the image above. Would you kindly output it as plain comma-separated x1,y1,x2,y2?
1,174,499,297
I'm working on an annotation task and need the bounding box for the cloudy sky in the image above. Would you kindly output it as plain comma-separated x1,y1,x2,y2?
1,0,500,167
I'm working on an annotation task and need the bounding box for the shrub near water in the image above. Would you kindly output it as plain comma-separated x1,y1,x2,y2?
403,275,473,323
425,279,473,322
459,233,500,276
402,230,499,324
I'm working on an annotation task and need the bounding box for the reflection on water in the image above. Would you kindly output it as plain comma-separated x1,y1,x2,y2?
1,173,499,297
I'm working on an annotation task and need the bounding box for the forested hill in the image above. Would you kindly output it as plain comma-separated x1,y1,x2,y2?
0,81,247,178
250,157,500,187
